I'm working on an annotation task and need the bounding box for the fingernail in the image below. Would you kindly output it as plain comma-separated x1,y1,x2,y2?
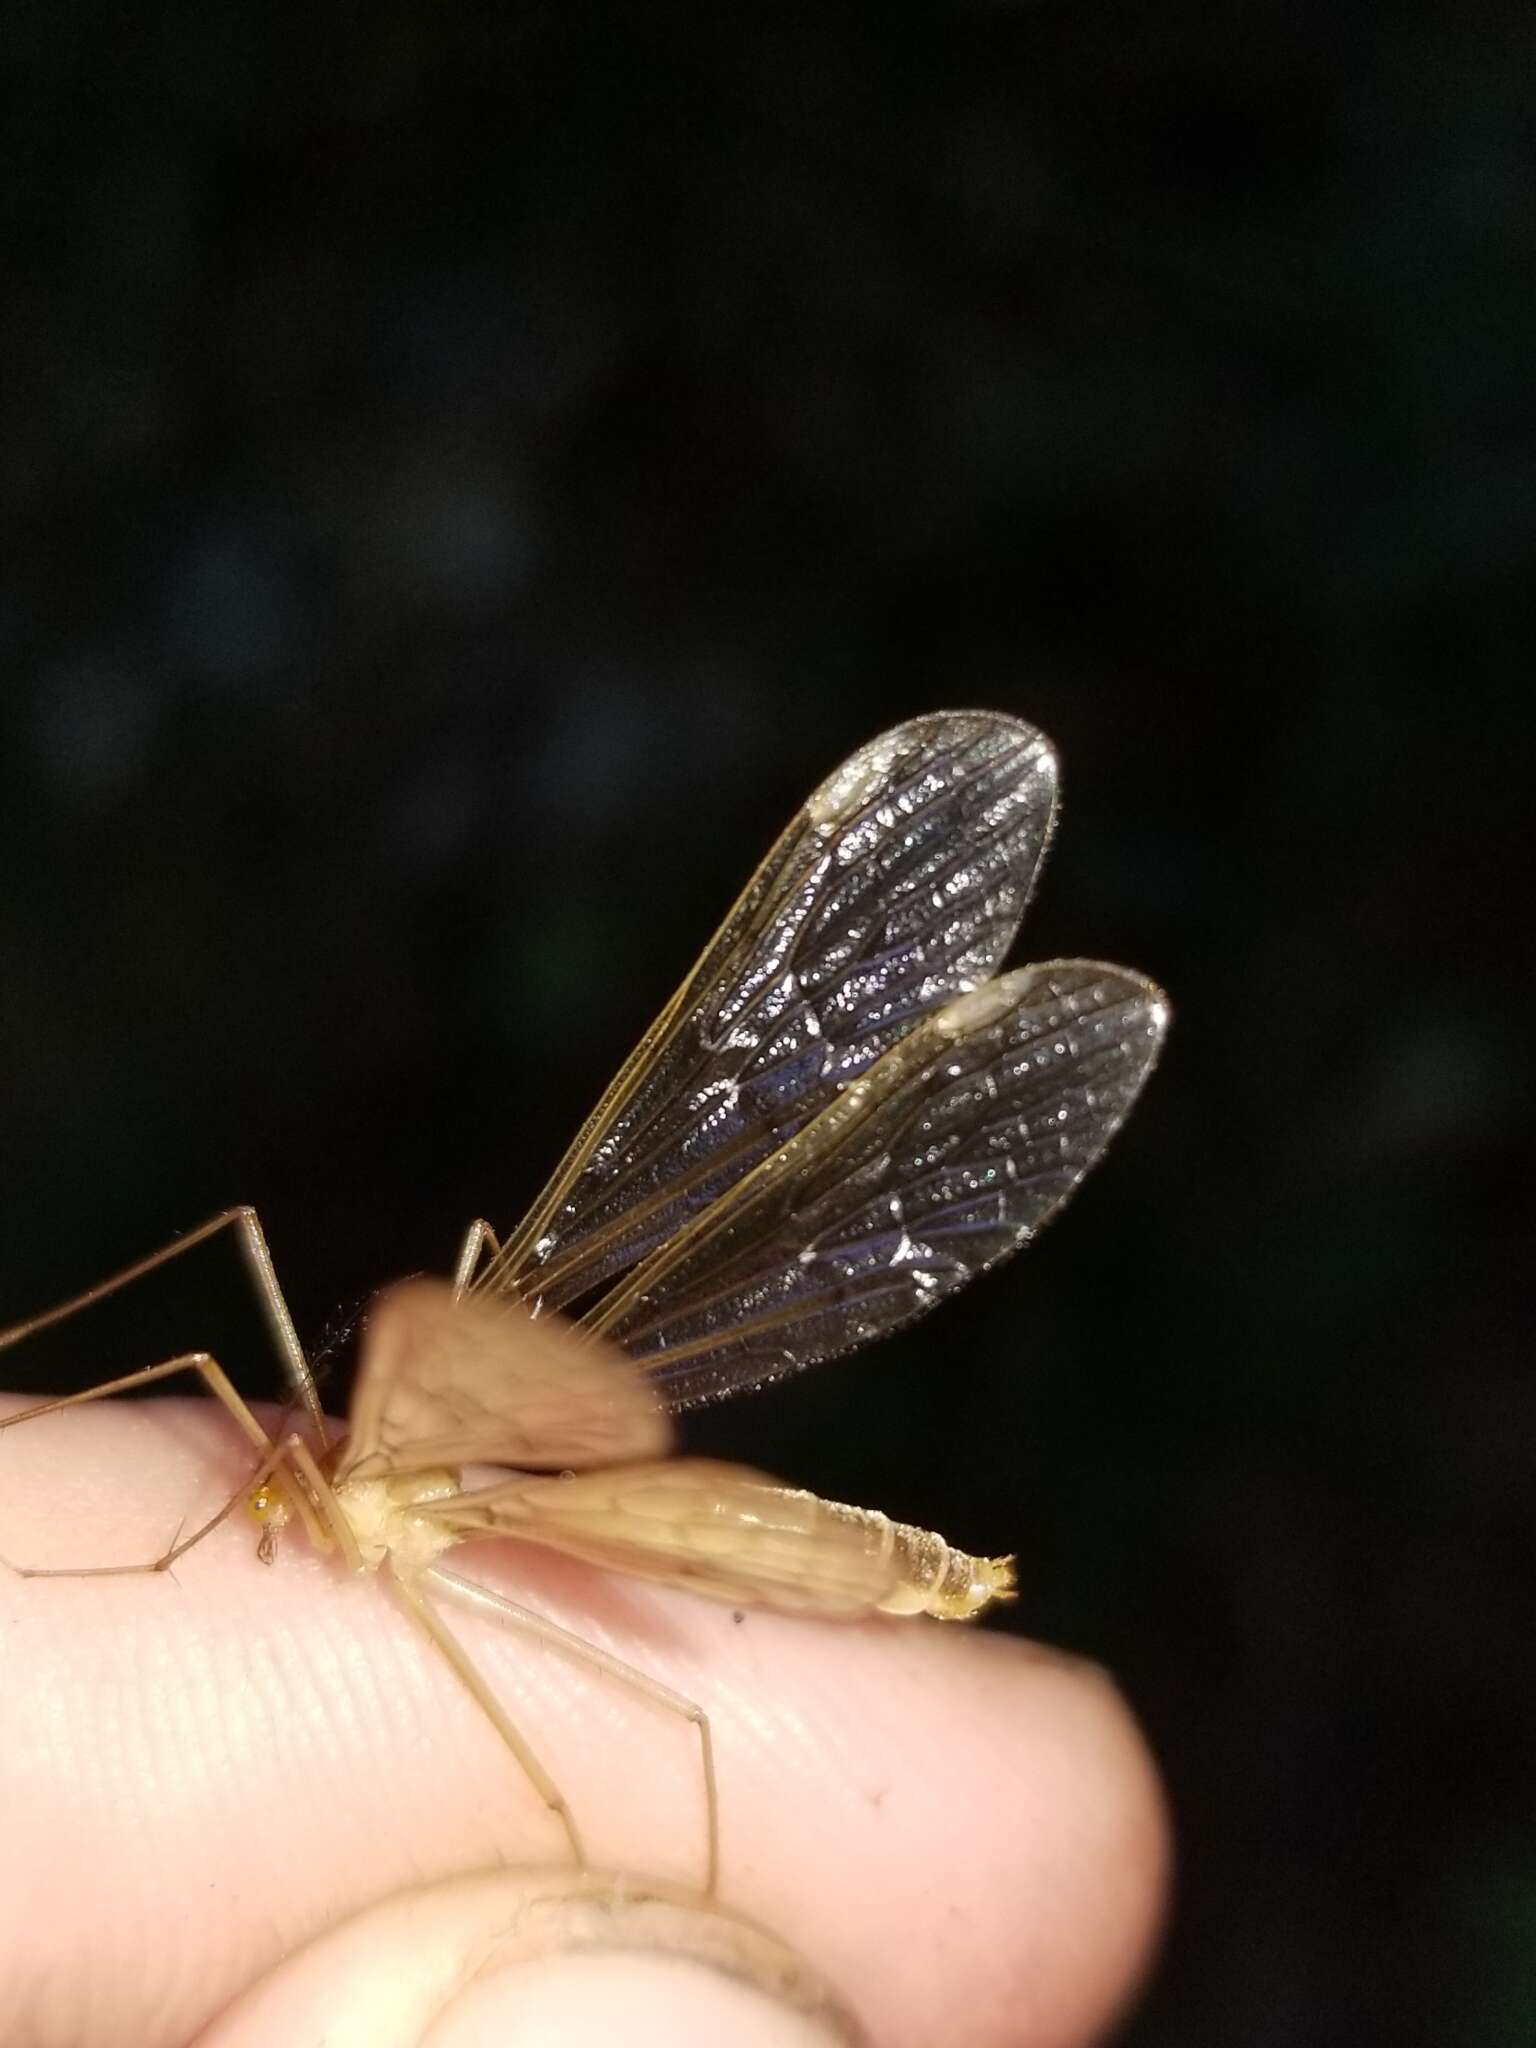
193,1869,865,2048
436,1947,853,2046
436,1876,864,2047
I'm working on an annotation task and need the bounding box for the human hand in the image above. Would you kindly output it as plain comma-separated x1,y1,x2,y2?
0,1389,1167,2046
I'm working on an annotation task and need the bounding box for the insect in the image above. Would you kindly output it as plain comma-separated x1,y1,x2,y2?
0,709,1167,1894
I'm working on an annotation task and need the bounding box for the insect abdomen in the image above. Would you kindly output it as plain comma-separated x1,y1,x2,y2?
876,1518,1016,1620
431,1459,1014,1622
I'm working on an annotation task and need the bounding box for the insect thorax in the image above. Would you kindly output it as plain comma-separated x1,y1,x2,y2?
335,1468,463,1574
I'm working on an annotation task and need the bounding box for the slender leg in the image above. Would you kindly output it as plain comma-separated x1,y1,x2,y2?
280,1432,364,1572
423,1563,719,1896
451,1219,505,1301
0,1351,293,1577
0,1207,326,1445
1,1425,304,1580
388,1566,588,1871
0,1349,272,1454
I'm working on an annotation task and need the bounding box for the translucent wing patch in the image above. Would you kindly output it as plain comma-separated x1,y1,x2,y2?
583,961,1168,1410
479,712,1058,1312
334,1279,669,1484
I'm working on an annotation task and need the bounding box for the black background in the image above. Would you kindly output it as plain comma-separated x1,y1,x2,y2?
2,8,1531,2045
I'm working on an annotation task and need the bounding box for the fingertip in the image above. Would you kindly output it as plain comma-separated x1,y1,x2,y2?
742,1624,1170,2048
951,1639,1170,2040
1015,1650,1171,2037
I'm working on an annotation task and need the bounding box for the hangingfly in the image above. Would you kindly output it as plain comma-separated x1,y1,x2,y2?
0,709,1168,1893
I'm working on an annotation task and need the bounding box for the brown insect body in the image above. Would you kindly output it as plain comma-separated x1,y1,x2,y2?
256,1274,1014,1620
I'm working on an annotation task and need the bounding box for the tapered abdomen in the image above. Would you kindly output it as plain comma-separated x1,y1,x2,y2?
425,1458,1015,1621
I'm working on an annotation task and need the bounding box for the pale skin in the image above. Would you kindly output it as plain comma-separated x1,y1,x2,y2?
0,1360,1169,2048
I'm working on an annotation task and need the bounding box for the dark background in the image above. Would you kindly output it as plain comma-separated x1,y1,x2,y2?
2,8,1530,2045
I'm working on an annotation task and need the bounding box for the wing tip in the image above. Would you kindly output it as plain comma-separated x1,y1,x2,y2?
805,707,1057,833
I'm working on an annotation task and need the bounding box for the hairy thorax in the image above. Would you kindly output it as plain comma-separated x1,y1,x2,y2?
334,1468,464,1573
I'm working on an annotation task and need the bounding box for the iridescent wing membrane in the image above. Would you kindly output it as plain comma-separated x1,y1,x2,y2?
473,711,1167,1410
589,962,1164,1409
479,712,1059,1313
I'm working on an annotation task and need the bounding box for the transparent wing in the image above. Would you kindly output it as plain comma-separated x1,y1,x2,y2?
477,712,1058,1312
581,961,1167,1411
335,1279,669,1484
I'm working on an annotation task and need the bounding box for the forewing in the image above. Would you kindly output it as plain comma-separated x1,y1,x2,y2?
584,961,1168,1410
335,1279,669,1484
481,712,1057,1311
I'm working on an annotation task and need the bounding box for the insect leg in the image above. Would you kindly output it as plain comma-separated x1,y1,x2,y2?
0,1206,325,1444
275,1431,365,1569
425,1562,720,1896
0,1350,292,1576
387,1564,588,1872
450,1219,505,1300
